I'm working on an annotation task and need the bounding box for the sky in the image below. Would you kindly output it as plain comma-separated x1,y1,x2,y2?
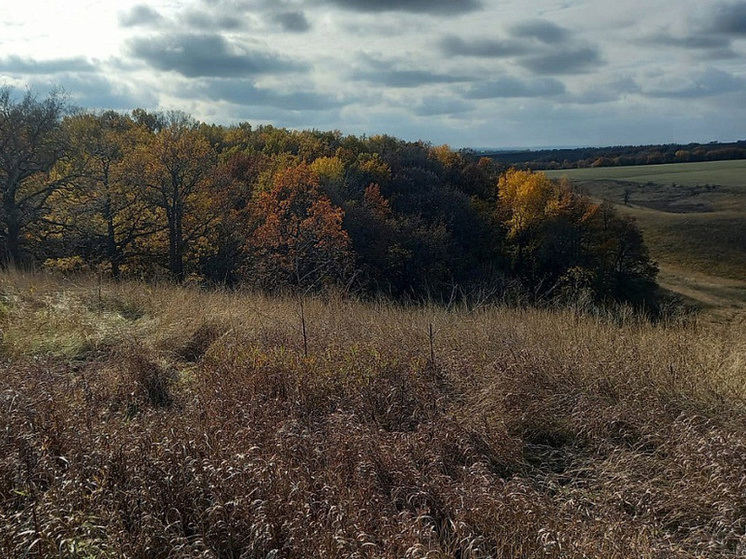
1,0,745,148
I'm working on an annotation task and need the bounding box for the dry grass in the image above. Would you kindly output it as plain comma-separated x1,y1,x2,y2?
1,271,745,557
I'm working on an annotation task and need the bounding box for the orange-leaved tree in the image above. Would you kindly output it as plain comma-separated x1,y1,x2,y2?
248,163,353,291
196,150,271,284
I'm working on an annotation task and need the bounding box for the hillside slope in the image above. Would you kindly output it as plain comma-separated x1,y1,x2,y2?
547,161,746,320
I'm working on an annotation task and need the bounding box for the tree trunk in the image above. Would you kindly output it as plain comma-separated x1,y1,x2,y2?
103,167,120,279
2,193,22,268
106,204,120,278
168,214,184,282
7,219,21,268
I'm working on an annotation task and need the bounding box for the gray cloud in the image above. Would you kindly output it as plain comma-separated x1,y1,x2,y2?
182,10,246,31
645,28,737,60
27,73,156,111
643,4,746,60
321,0,482,15
351,54,471,87
567,77,640,105
711,2,746,35
413,96,473,117
702,48,741,59
200,78,345,111
644,67,745,98
521,46,603,75
0,56,96,75
440,25,603,76
509,20,570,44
352,68,470,88
465,76,566,99
650,33,731,50
128,33,305,78
440,35,531,58
271,11,311,32
119,4,164,28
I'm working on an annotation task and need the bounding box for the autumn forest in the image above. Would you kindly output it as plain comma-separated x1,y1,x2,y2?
1,88,658,307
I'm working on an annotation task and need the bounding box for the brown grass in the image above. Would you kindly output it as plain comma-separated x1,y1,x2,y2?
0,271,744,557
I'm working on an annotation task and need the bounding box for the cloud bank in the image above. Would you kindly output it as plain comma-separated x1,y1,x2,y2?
0,0,743,148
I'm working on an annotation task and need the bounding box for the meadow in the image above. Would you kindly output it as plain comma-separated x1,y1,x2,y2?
546,160,746,320
545,159,746,187
1,271,745,557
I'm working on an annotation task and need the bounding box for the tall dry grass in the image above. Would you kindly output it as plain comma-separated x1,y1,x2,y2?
0,270,744,557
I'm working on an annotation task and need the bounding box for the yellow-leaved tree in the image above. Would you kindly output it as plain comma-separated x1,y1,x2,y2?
498,169,558,238
43,111,160,277
132,112,219,281
497,168,657,303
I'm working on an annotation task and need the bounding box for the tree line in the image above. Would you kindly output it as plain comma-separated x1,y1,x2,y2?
0,88,658,306
483,140,746,170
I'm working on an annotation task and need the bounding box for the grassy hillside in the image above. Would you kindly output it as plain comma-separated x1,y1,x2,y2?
1,272,744,557
546,161,746,318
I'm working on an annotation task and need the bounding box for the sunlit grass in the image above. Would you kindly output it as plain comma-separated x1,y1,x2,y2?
0,272,744,557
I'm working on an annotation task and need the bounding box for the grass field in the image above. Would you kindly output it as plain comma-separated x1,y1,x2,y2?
546,160,746,319
545,159,746,188
0,272,745,557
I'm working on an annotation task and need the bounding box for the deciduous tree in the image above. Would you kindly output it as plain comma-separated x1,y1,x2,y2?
591,202,658,302
45,111,159,276
249,163,352,290
0,87,73,267
135,112,218,281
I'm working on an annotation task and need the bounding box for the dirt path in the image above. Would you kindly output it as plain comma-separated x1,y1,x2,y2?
657,264,746,323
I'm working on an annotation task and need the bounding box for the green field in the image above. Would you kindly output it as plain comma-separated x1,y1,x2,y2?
545,159,746,188
546,160,746,319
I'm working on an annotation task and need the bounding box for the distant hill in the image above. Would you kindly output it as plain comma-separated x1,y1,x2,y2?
478,140,746,170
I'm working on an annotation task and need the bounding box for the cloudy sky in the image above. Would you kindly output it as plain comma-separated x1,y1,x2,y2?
1,0,745,148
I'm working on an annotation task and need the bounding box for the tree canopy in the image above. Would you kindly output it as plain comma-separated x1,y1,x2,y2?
0,87,660,309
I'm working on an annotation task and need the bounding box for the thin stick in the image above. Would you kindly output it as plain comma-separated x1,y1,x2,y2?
429,323,435,371
97,270,103,314
300,297,308,359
